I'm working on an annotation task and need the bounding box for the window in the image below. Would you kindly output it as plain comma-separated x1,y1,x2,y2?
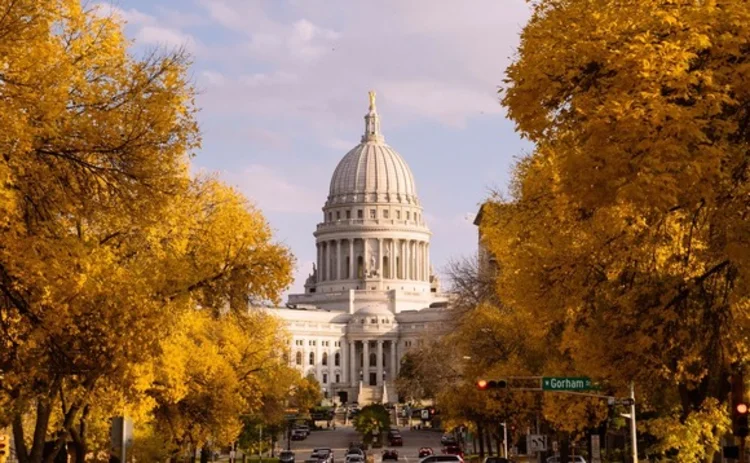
335,353,340,366
322,352,328,366
370,209,376,219
336,211,340,219
406,211,411,220
383,210,389,219
369,353,377,367
309,352,315,365
371,318,377,324
346,210,351,219
296,352,302,365
335,374,340,383
357,209,363,219
323,374,328,384
396,210,401,219
328,212,332,221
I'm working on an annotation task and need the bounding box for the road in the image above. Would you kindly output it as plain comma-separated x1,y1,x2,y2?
288,426,444,463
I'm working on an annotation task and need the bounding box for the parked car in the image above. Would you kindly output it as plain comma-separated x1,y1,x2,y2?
484,458,514,463
346,456,365,463
440,435,458,446
388,432,403,446
312,448,334,463
442,445,464,458
291,430,306,441
546,457,586,463
419,448,434,458
419,456,464,463
295,424,311,436
347,448,365,458
383,450,399,461
279,451,295,463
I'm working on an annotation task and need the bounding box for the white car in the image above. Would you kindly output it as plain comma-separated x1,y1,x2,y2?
546,457,586,463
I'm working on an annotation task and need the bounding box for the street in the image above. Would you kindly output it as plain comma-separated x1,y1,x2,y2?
289,426,444,463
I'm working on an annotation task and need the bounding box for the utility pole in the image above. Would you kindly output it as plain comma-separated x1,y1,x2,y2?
629,382,638,463
502,422,508,458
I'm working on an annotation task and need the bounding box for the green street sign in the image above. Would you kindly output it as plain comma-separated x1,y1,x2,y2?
543,377,598,391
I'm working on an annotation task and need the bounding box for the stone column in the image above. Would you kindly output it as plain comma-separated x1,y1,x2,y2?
401,240,406,279
325,241,331,281
391,239,396,280
426,243,431,282
349,340,357,387
316,341,322,381
362,341,369,384
336,240,342,280
363,238,368,279
316,244,321,283
390,340,397,379
349,239,354,280
378,238,383,281
376,340,384,386
406,240,411,280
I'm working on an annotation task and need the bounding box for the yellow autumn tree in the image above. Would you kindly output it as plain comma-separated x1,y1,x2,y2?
480,0,749,458
0,2,293,463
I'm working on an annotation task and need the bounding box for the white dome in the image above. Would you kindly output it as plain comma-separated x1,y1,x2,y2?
326,92,419,206
328,143,417,205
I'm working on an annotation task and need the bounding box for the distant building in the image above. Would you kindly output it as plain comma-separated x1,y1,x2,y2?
473,203,498,278
266,93,451,405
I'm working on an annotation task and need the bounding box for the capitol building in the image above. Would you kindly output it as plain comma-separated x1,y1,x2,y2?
268,92,452,405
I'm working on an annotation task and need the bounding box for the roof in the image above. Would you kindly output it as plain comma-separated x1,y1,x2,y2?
326,93,418,206
354,305,394,316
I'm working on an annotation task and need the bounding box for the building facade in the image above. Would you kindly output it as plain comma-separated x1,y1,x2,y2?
268,92,451,405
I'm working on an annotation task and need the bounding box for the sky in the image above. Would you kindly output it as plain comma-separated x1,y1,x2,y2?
102,0,534,297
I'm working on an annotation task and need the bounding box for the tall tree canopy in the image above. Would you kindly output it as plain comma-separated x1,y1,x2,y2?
0,2,294,462
479,0,749,458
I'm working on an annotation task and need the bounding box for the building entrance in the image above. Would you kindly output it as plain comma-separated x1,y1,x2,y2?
369,372,377,386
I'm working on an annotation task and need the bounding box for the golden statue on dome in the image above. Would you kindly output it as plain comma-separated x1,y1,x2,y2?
368,90,376,110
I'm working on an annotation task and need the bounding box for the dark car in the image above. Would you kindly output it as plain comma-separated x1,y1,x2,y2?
419,448,434,458
441,435,458,446
389,433,403,446
279,451,295,463
442,445,464,458
383,450,399,461
291,430,306,441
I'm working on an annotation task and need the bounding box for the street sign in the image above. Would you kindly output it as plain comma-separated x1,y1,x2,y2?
528,435,547,452
542,377,598,391
590,435,601,463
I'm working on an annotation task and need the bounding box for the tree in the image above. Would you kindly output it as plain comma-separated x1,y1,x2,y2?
353,404,390,445
0,2,294,462
289,375,323,413
482,0,750,457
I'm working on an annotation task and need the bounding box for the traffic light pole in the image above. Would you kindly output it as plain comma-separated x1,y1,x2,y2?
629,382,638,463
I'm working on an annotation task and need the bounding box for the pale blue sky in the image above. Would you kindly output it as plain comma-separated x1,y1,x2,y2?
104,0,534,296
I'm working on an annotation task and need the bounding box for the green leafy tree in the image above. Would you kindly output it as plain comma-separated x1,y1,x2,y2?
353,405,390,445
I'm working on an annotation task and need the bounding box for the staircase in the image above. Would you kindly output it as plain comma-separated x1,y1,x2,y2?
357,382,397,405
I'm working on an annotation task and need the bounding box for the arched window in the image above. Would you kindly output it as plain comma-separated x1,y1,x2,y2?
369,352,377,367
335,353,340,366
295,351,302,365
322,352,328,366
309,352,315,365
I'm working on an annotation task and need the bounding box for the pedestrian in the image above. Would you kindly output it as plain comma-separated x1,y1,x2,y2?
229,448,236,463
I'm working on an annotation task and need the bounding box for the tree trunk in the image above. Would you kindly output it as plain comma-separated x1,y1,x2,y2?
485,425,493,456
560,433,570,463
477,422,485,458
68,405,89,463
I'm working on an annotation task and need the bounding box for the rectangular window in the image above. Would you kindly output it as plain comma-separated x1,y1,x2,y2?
336,211,340,219
323,374,328,384
396,210,401,219
406,211,411,220
370,209,376,219
357,209,363,219
336,374,340,383
383,210,389,219
346,210,351,219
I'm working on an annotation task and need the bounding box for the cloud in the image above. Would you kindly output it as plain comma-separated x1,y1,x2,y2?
136,25,196,49
229,164,321,214
200,70,226,87
181,0,529,139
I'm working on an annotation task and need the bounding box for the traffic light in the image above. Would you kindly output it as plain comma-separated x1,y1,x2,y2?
732,372,749,437
0,432,8,463
476,379,507,390
735,402,749,437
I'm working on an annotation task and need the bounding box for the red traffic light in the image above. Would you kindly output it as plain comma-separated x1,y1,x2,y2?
738,403,748,414
476,379,508,390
